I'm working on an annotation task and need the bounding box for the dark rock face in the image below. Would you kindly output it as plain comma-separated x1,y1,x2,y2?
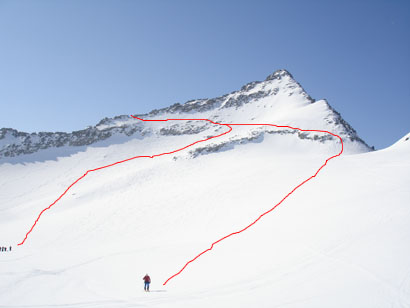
0,125,144,158
159,122,210,136
188,128,341,158
0,69,372,159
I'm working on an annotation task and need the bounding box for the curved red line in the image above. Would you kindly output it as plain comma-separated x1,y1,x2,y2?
16,115,343,288
17,116,231,246
162,122,343,285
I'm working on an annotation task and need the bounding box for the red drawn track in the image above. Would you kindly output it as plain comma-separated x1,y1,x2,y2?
17,115,343,287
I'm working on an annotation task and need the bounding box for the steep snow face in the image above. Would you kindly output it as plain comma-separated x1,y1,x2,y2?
0,69,370,162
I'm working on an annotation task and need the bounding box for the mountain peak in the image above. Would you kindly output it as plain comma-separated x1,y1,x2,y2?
265,69,294,81
0,69,373,161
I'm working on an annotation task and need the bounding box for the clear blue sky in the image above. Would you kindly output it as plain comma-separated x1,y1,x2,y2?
0,0,409,149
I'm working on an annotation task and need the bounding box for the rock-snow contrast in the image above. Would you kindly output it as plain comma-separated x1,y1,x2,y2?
0,69,370,163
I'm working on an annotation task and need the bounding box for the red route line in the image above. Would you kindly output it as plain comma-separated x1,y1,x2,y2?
162,122,343,285
17,116,232,246
17,116,343,287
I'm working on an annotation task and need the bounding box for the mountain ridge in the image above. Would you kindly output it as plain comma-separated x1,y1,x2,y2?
0,69,372,159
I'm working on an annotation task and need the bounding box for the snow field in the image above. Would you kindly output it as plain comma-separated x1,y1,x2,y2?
1,127,409,307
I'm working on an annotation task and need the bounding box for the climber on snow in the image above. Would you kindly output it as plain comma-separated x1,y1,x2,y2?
143,274,151,291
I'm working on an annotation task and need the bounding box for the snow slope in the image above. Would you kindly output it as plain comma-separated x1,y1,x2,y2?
1,70,409,307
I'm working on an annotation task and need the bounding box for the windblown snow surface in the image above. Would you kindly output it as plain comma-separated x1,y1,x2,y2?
1,71,409,308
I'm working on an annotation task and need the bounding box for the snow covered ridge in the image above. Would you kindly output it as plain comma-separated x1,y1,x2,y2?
0,69,372,159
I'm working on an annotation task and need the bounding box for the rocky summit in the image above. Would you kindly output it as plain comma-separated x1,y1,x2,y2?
0,69,371,160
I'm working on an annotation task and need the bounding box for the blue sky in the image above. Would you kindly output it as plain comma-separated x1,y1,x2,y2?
0,0,408,149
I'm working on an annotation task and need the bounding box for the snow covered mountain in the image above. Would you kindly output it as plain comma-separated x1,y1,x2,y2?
0,69,370,162
1,70,409,308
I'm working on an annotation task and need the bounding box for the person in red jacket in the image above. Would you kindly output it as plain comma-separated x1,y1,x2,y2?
143,274,151,291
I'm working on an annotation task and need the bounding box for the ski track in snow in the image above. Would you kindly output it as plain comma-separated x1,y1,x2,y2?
16,115,344,286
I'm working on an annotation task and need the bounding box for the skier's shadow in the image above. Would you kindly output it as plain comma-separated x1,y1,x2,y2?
149,290,167,292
